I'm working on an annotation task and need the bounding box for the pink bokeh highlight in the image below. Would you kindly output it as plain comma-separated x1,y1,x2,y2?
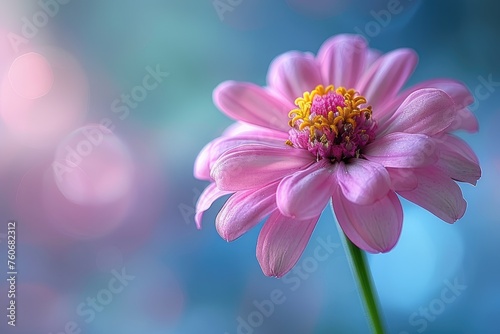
15,162,132,241
8,52,54,99
15,163,73,248
43,166,132,240
53,124,134,206
97,152,169,253
0,47,88,148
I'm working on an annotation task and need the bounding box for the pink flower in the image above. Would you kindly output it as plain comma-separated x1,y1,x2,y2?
194,34,481,278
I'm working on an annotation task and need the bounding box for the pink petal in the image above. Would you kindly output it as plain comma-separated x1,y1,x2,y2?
216,181,278,241
386,168,418,192
266,51,323,102
434,134,481,185
401,79,474,108
194,135,285,181
257,210,319,277
211,144,314,191
363,132,438,168
376,79,478,132
195,183,232,229
333,189,403,253
446,107,479,133
210,136,283,156
317,34,367,89
381,88,455,136
276,160,335,220
194,141,214,181
214,81,292,132
397,167,467,223
210,135,285,166
365,48,381,71
335,159,391,205
222,122,288,139
357,48,418,109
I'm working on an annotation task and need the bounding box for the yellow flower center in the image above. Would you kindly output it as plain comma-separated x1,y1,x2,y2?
286,85,376,162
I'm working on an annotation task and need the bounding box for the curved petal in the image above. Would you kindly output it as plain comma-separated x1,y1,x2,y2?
376,79,478,132
365,48,382,71
194,141,214,181
333,189,403,253
212,135,285,154
317,34,367,89
216,181,278,241
357,48,418,109
380,88,456,136
266,51,323,102
210,135,285,166
398,79,474,109
214,81,292,132
386,167,418,192
446,107,479,133
277,160,335,220
194,135,286,181
434,134,481,185
431,80,473,108
335,159,391,205
222,122,288,140
195,183,232,229
397,167,467,223
211,144,314,191
257,210,319,278
363,132,438,168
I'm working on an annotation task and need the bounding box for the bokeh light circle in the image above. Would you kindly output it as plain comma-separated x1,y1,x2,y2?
53,124,134,206
0,47,88,148
43,165,133,240
8,52,54,99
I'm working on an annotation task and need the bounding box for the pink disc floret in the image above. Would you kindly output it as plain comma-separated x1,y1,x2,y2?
288,88,377,162
310,91,345,117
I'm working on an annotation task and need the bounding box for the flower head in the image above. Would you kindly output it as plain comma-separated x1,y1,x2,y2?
194,34,481,278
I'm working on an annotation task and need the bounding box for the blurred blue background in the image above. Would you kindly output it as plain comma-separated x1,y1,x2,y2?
0,0,498,333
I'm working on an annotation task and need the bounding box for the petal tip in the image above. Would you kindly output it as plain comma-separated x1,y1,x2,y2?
195,213,203,229
380,241,398,253
216,221,232,242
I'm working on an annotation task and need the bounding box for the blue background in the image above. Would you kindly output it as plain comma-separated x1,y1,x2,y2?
0,0,498,333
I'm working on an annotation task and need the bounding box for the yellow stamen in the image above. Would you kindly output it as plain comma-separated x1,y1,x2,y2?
288,85,372,141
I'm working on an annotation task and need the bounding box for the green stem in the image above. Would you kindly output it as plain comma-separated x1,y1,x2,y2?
335,215,386,334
